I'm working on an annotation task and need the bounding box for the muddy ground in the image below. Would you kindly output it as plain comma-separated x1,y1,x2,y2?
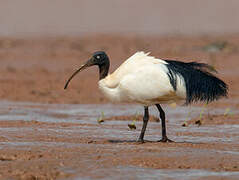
0,34,239,179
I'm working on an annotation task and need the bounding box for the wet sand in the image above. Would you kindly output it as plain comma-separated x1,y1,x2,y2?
0,102,239,179
0,34,239,179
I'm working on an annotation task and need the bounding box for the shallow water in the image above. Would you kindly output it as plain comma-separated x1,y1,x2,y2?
0,101,237,143
0,101,239,179
75,167,239,180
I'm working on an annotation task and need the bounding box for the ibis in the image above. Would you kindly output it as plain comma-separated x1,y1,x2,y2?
64,51,228,142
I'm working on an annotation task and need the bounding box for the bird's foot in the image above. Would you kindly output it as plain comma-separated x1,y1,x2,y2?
158,136,174,143
137,138,145,144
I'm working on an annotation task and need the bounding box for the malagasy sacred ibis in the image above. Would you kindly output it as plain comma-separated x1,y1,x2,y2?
64,51,228,142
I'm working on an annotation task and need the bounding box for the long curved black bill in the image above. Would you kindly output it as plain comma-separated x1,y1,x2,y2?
64,64,88,89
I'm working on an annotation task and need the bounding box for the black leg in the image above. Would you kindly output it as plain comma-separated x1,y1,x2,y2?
137,106,149,143
155,104,173,143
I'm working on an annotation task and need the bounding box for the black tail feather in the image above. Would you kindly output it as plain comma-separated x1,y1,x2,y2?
164,60,228,104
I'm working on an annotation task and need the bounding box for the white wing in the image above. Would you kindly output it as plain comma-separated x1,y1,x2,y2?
104,52,167,88
118,64,186,105
99,51,186,105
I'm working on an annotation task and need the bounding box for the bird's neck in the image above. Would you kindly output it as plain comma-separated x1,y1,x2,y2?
99,62,110,80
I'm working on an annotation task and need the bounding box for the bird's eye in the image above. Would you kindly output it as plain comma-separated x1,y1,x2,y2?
96,55,100,59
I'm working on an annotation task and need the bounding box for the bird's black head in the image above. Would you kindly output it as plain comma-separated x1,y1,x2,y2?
64,51,110,89
90,51,109,66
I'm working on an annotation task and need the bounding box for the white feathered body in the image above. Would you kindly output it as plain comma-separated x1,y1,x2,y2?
98,52,186,106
